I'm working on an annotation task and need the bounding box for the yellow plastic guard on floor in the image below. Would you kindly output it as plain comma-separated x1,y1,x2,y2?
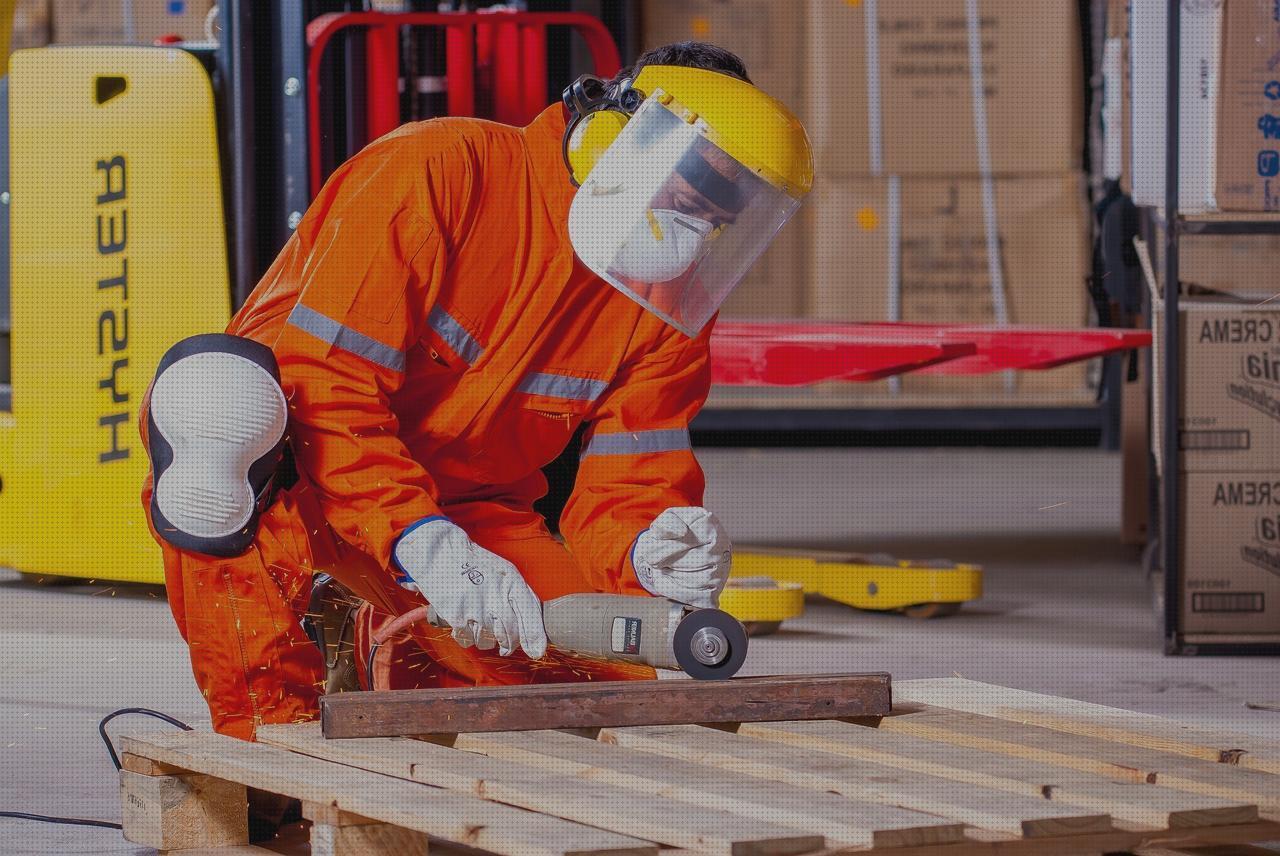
720,577,805,635
733,549,982,618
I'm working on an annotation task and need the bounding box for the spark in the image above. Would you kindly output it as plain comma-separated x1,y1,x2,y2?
1038,501,1069,511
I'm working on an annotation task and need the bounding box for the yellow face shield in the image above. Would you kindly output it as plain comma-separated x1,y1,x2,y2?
568,92,802,336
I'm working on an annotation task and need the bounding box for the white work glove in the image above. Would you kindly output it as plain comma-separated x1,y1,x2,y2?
632,507,732,609
393,518,548,659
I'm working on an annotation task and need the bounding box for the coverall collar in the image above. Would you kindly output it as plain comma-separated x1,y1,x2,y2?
522,105,577,240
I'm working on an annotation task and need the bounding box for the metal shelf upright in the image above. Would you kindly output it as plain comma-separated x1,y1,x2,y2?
1157,0,1280,655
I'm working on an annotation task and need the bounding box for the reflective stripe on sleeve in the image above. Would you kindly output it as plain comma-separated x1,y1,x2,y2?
518,371,608,402
287,304,406,372
428,305,484,365
581,427,691,458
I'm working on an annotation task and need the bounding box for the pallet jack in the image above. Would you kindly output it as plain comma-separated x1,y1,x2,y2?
722,548,983,633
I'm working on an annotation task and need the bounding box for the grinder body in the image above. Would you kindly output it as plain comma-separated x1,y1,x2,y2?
427,593,748,679
542,593,689,670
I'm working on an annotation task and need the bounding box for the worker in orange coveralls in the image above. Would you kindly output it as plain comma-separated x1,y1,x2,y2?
140,42,813,747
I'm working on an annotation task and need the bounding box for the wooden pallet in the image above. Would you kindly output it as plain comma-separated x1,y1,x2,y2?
119,679,1280,856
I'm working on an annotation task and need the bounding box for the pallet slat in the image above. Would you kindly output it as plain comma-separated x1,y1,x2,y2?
897,678,1280,777
319,674,891,737
451,728,970,848
119,731,655,856
736,720,1260,829
258,724,828,856
874,705,1280,814
601,724,1115,839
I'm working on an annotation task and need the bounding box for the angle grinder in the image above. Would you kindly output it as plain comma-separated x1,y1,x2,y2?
419,593,748,680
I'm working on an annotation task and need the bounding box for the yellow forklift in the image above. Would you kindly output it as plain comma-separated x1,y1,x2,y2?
0,1,632,583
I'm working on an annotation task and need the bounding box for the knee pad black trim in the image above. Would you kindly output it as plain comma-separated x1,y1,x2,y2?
148,333,287,557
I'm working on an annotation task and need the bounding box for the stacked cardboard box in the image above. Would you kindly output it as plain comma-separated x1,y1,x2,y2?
643,1,1093,398
11,0,52,51
1153,300,1280,639
51,0,214,45
641,0,807,318
1130,0,1280,213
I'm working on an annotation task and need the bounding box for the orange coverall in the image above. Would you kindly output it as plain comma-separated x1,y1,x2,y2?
141,105,713,740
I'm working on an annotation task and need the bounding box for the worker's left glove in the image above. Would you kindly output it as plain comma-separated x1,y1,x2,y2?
632,507,732,609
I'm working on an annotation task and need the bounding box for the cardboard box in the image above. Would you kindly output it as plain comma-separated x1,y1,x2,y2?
721,214,807,318
52,0,213,45
1180,470,1280,636
1152,301,1280,473
805,0,1083,177
1159,229,1280,302
1129,0,1222,212
1216,0,1280,211
806,172,1091,393
640,0,804,104
11,0,51,51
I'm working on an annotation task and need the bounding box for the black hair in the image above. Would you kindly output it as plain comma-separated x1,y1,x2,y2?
611,41,752,87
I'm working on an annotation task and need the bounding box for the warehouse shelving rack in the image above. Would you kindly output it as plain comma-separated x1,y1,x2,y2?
1153,1,1280,655
691,396,1122,445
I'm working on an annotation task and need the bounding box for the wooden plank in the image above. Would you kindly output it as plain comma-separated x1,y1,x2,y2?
301,800,380,827
319,674,891,737
259,723,828,856
164,820,311,855
897,678,1280,776
451,728,970,848
1135,847,1280,856
120,730,655,856
600,724,1115,839
310,821,430,856
870,705,1280,814
735,720,1259,830
120,752,186,777
807,822,1280,856
120,768,248,851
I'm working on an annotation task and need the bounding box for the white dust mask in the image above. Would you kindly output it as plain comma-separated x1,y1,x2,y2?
610,208,713,283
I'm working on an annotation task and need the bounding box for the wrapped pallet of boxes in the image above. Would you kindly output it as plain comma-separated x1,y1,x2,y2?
641,0,807,318
52,0,214,45
802,0,1091,399
646,0,1091,398
1153,300,1280,640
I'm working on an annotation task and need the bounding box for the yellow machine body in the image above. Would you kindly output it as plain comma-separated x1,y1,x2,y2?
733,549,983,616
0,47,232,582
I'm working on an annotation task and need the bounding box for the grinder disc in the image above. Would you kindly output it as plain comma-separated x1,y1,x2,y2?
672,608,748,680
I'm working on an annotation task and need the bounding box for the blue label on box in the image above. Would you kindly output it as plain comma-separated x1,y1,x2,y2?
1258,150,1280,177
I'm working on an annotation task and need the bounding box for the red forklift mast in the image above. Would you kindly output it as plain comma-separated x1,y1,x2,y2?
214,1,636,311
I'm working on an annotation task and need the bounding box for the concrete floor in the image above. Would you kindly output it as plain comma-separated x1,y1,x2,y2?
2,447,1278,853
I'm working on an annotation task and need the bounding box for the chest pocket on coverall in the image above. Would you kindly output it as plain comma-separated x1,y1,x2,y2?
508,370,611,475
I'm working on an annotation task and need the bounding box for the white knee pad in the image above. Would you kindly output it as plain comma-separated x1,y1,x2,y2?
148,334,287,556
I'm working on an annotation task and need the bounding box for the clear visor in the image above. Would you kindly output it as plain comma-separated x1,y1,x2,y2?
568,94,801,336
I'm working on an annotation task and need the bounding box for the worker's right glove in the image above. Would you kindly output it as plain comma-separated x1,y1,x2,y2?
632,507,732,609
392,518,548,660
